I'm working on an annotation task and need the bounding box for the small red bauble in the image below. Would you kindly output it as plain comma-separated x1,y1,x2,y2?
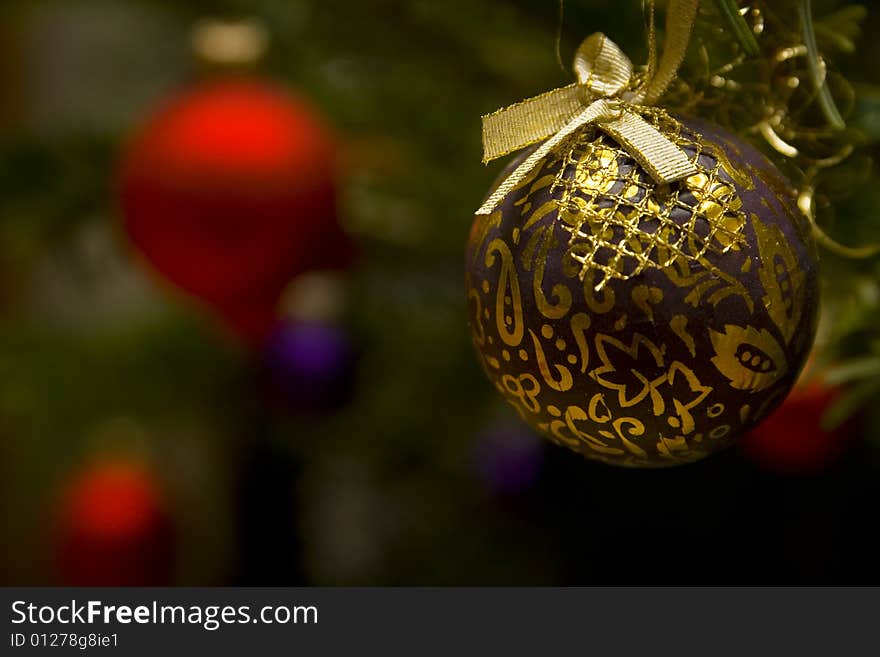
119,78,354,342
740,381,853,475
55,460,176,586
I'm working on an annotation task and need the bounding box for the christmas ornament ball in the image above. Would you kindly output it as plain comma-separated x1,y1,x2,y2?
55,460,176,586
740,379,854,475
466,114,819,467
120,78,354,341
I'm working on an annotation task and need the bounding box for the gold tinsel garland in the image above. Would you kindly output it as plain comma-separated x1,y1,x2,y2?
662,0,876,256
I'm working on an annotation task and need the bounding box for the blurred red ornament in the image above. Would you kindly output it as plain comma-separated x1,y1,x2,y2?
740,381,854,476
119,78,355,342
55,460,176,586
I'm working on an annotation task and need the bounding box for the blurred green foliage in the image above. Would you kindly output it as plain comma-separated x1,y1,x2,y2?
2,0,880,585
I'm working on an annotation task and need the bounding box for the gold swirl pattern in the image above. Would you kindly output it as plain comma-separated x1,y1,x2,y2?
485,238,524,347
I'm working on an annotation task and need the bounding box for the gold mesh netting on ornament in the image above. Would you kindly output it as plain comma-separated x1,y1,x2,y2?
535,109,749,291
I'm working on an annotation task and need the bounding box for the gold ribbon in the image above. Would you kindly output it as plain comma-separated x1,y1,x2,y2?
477,0,701,216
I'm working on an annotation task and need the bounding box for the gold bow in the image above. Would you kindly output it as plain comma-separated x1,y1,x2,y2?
476,0,700,216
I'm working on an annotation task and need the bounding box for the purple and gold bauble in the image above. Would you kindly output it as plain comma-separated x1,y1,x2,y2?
262,319,356,414
476,417,544,497
466,112,819,467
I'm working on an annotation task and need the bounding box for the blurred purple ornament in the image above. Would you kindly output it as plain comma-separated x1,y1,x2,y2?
262,320,356,413
476,419,544,496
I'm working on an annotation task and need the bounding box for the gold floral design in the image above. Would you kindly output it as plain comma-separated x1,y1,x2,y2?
666,362,713,435
709,324,788,392
753,213,806,344
590,333,668,412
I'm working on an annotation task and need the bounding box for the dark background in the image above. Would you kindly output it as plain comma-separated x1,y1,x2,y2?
2,0,880,586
